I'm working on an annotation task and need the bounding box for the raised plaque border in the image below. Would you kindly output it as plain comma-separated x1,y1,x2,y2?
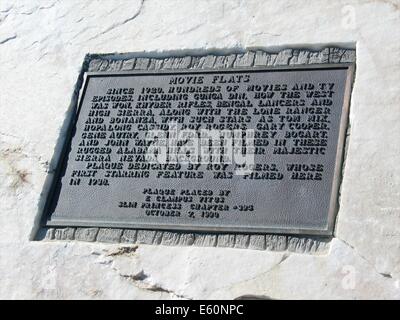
33,47,356,252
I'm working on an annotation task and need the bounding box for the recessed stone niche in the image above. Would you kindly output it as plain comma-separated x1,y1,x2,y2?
34,47,356,255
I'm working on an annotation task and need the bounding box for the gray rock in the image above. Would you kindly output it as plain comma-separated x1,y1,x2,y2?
172,56,192,69
286,237,330,254
329,48,356,63
153,231,164,244
88,59,103,71
233,52,255,67
214,54,236,68
217,234,235,247
289,50,310,65
106,60,122,71
120,229,137,243
254,51,277,66
329,48,347,63
189,56,203,69
340,49,356,63
97,59,110,71
161,232,181,246
194,234,217,247
96,228,123,243
121,58,136,70
308,48,329,64
162,56,191,69
149,58,164,70
74,228,98,242
274,49,293,65
161,57,174,69
249,235,266,250
255,51,270,66
44,228,55,240
136,230,156,244
201,55,217,69
190,55,216,69
287,237,306,253
134,58,150,70
178,233,195,246
265,235,288,251
54,227,75,240
234,235,250,249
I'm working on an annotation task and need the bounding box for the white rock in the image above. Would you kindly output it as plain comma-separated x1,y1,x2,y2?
0,0,399,299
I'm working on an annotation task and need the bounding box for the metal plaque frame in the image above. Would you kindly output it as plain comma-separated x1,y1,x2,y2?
43,63,355,236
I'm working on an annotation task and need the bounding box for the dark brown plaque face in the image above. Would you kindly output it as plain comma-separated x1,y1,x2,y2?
45,65,354,235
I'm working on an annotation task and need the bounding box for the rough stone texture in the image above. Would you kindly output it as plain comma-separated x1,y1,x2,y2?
214,54,237,68
121,58,136,71
161,232,181,246
136,230,156,245
134,57,150,70
162,56,192,69
87,46,357,73
234,235,250,249
0,0,399,299
217,234,236,248
200,55,217,69
44,228,55,241
254,51,276,66
54,228,75,241
43,226,329,253
178,233,195,246
248,235,266,251
265,235,288,251
149,58,164,70
193,234,217,247
96,228,123,243
120,230,137,244
153,231,164,245
74,228,98,242
233,51,255,67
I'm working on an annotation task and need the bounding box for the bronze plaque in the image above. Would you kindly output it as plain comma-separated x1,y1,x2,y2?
45,65,354,235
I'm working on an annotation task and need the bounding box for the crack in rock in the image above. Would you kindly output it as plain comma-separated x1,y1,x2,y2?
119,269,192,300
107,245,138,257
212,253,291,295
337,238,396,280
97,247,191,299
0,6,13,13
121,270,148,281
0,34,17,45
38,0,59,11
